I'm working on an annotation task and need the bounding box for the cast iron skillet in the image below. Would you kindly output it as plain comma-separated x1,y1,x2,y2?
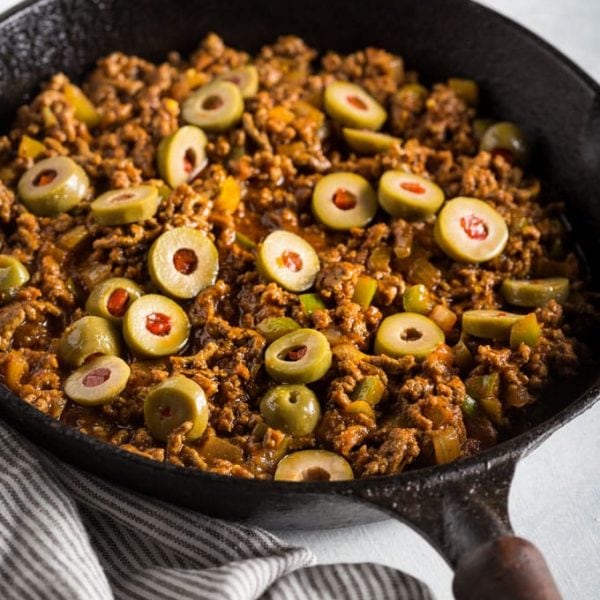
0,0,599,597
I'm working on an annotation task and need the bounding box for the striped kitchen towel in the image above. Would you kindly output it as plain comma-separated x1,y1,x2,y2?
0,420,433,600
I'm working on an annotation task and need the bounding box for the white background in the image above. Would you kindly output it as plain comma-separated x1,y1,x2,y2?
0,1,598,598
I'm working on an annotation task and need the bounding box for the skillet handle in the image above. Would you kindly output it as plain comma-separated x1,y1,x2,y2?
453,536,562,600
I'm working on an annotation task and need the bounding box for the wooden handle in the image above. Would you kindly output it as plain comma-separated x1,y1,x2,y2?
453,536,562,600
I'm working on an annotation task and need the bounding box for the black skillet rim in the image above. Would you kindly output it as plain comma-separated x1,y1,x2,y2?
0,0,599,496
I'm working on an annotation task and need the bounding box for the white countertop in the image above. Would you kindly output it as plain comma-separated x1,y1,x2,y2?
0,1,597,598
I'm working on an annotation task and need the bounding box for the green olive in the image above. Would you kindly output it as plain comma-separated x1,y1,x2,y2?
64,355,130,406
374,312,444,359
434,197,508,263
323,81,386,130
85,277,144,323
157,125,208,188
510,313,541,348
265,328,332,384
501,277,569,307
0,255,29,290
462,309,522,340
91,185,160,226
447,78,479,106
144,375,209,442
312,172,378,230
257,230,320,293
274,450,354,481
57,316,121,368
216,65,259,98
17,156,89,216
148,227,219,300
480,121,529,164
182,81,244,132
403,284,434,315
123,294,190,357
256,316,301,343
342,128,400,154
259,384,321,436
378,170,445,220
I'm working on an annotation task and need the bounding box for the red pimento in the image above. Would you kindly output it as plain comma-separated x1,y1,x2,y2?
82,367,111,388
400,181,426,195
146,312,172,336
346,95,368,110
460,214,489,240
173,248,198,274
332,188,358,210
106,288,129,317
280,250,303,272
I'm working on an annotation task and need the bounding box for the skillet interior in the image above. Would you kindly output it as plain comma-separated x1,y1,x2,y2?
0,0,598,529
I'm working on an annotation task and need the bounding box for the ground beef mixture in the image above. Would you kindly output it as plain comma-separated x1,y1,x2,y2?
0,34,596,480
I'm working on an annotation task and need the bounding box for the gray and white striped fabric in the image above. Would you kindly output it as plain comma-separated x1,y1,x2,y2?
0,420,433,600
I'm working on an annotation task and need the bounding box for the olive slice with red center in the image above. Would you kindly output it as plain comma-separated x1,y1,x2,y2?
374,312,445,359
148,227,219,299
312,172,378,230
378,171,445,219
85,277,144,323
256,230,320,293
144,375,209,442
91,185,160,226
18,156,89,216
64,355,130,406
324,81,387,130
157,125,208,188
123,294,190,357
274,450,354,481
182,80,244,132
259,384,321,436
480,121,529,165
462,309,522,340
434,197,508,263
57,316,121,368
265,328,332,384
216,65,259,98
342,128,400,155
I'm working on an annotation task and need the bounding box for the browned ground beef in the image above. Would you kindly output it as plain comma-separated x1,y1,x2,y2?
0,34,596,479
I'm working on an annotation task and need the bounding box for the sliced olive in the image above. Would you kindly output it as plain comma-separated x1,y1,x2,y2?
352,375,385,406
274,450,354,482
182,81,244,132
462,309,522,340
64,355,130,406
480,121,529,164
403,284,434,315
216,65,259,98
18,156,89,216
256,316,301,343
323,81,386,130
85,277,143,323
265,328,332,384
447,78,479,106
123,294,190,357
259,384,321,436
352,275,377,308
157,125,208,188
434,197,508,263
0,255,29,290
257,230,320,293
342,128,400,155
91,185,160,226
378,171,444,220
57,316,121,368
144,375,208,442
501,278,569,307
510,313,541,348
374,312,444,359
148,227,218,300
312,172,378,230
